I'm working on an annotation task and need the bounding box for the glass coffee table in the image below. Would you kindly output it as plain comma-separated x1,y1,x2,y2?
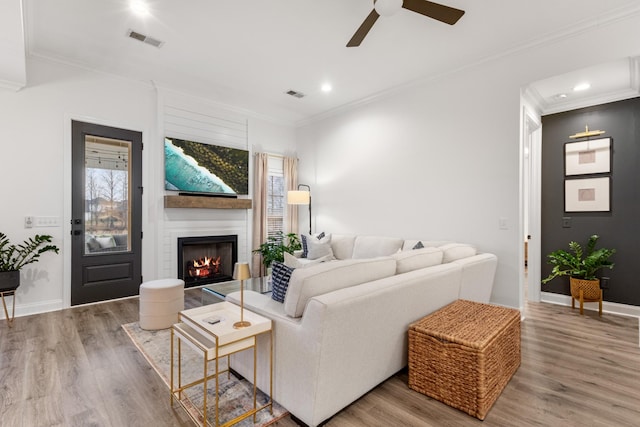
202,276,271,305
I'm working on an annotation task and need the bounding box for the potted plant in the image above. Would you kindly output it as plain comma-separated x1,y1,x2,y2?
542,234,615,315
253,232,301,270
0,232,60,292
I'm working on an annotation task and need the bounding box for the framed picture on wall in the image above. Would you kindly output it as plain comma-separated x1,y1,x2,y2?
565,177,610,212
564,137,611,176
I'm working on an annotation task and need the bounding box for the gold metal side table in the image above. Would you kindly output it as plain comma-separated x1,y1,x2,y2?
1,288,17,327
171,301,273,427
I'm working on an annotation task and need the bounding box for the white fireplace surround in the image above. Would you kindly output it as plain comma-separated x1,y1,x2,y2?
163,223,250,282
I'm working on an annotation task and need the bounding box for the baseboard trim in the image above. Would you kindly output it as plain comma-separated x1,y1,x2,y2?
540,292,640,318
0,298,64,320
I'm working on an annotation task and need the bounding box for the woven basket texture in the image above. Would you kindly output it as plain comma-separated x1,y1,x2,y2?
408,299,521,420
569,277,601,301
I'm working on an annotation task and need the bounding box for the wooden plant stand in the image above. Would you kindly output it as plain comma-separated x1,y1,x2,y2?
570,277,602,316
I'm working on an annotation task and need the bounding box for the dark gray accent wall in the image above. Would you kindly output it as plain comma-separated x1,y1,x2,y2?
541,96,640,307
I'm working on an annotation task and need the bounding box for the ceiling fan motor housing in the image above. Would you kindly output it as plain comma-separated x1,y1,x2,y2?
374,0,404,16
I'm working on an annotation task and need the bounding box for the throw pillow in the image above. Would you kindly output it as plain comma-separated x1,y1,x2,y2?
306,238,334,260
284,251,333,268
413,241,425,250
95,235,116,249
301,232,331,258
85,236,101,252
271,261,295,303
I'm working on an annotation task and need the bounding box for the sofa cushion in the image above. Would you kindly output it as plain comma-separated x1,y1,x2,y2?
271,261,295,303
284,257,397,318
392,247,443,274
352,236,404,259
439,243,477,262
113,234,128,247
330,234,357,260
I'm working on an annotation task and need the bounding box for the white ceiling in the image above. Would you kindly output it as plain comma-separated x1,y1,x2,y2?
18,0,640,122
526,57,640,115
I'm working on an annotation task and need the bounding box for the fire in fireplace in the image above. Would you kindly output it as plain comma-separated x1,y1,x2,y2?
187,256,221,278
177,235,238,288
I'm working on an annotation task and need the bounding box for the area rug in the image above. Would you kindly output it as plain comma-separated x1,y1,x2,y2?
122,322,288,426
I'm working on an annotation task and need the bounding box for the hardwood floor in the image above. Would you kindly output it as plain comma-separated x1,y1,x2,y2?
1,290,638,427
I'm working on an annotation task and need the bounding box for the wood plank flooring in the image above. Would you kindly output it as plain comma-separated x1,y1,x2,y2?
1,290,638,427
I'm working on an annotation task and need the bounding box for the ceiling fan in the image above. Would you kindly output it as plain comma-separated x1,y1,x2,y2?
347,0,465,47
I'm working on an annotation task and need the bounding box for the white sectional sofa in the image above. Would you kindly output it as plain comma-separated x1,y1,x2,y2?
227,234,498,426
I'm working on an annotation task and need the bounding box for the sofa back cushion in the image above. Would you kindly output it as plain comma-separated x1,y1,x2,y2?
439,243,477,262
391,247,443,274
330,234,357,260
351,236,404,259
284,257,396,318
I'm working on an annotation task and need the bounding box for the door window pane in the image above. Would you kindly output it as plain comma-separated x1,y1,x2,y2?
84,136,131,254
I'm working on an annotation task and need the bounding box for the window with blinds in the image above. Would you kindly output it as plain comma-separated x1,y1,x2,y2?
267,156,285,241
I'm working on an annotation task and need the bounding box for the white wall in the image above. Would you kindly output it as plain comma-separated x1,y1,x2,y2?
296,12,640,309
0,57,296,319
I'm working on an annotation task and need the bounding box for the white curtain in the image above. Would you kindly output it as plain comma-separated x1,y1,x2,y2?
251,153,269,277
284,156,298,235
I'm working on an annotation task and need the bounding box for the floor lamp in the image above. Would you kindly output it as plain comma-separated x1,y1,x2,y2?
288,184,312,235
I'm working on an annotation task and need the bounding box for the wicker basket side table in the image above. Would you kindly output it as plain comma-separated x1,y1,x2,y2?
408,299,521,420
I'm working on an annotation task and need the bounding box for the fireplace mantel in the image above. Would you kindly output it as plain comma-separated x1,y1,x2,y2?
164,195,252,209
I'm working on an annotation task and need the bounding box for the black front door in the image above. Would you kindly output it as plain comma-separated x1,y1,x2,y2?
71,120,143,305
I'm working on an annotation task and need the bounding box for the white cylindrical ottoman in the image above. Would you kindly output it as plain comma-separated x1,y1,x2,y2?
139,278,185,330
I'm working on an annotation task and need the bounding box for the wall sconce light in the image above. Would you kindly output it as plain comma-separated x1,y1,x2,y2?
288,184,312,235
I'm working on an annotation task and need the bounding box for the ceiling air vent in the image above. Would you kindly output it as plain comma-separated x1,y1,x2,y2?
127,29,164,48
285,90,305,99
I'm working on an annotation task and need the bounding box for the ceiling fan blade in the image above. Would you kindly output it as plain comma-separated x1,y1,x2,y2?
402,0,465,25
347,9,380,47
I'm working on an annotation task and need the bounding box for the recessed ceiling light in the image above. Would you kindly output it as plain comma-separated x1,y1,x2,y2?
573,82,591,92
321,83,332,93
556,93,568,99
130,1,150,16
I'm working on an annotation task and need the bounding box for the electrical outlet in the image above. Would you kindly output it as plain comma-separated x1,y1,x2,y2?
601,277,610,289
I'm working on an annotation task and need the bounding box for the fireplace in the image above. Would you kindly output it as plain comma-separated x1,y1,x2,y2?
177,235,238,288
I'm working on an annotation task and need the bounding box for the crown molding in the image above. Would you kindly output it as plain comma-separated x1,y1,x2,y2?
0,77,25,91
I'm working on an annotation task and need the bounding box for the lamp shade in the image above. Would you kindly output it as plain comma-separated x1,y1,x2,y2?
287,190,310,205
232,262,251,280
